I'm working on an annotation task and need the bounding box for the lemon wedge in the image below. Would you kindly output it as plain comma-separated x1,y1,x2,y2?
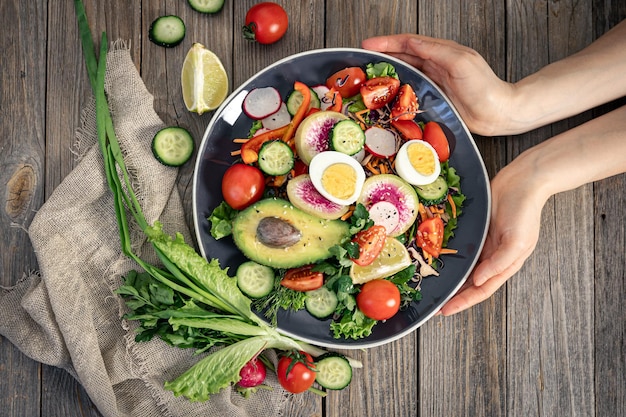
181,43,228,114
350,237,412,284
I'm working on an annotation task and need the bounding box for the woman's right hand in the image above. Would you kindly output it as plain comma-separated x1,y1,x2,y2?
362,34,515,136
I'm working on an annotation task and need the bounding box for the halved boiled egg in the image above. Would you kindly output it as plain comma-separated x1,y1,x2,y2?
309,151,366,206
394,140,441,186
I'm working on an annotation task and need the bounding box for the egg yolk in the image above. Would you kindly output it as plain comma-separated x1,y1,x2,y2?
407,142,436,175
321,163,356,200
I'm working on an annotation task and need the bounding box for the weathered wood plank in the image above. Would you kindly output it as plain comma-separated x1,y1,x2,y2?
0,1,47,416
418,1,508,417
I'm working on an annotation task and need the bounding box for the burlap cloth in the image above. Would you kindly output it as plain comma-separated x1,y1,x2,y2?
0,43,293,416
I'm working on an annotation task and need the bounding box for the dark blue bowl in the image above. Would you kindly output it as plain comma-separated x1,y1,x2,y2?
192,48,490,349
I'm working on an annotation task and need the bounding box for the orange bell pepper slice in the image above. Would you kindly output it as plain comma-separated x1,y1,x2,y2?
282,81,311,144
239,125,289,164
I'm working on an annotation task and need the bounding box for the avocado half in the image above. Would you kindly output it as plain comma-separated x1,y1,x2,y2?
231,198,350,269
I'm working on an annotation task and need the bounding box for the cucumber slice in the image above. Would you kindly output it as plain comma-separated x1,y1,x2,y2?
305,286,338,319
187,0,225,13
315,352,353,390
258,140,294,176
151,127,194,166
149,15,186,47
415,176,448,205
286,88,321,115
330,119,365,156
236,261,275,299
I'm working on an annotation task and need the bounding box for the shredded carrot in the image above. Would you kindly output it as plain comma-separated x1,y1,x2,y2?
340,207,354,221
424,250,433,265
354,109,370,126
447,194,457,218
233,138,249,144
439,248,458,255
365,162,380,175
230,149,241,156
418,203,428,222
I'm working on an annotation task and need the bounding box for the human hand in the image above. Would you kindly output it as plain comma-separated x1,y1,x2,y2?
362,34,515,136
438,151,549,316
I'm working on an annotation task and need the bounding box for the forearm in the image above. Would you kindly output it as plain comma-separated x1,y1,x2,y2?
506,20,626,134
510,105,626,201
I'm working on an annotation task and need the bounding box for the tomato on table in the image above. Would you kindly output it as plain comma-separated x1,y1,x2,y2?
281,265,324,291
351,225,387,266
360,76,401,110
391,119,423,140
391,84,418,120
242,2,289,45
221,164,265,210
422,121,450,162
325,66,367,98
416,216,445,257
356,279,401,321
277,351,316,394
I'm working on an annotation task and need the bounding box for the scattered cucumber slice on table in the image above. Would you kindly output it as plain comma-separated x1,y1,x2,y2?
415,176,449,205
330,119,365,155
315,352,353,390
236,261,275,299
148,15,186,47
305,286,338,319
258,140,295,176
151,127,194,167
187,0,225,14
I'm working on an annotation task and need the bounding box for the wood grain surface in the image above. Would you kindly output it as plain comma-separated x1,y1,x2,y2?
1,1,624,416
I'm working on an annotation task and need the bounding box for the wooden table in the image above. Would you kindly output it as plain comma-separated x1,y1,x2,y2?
2,1,624,416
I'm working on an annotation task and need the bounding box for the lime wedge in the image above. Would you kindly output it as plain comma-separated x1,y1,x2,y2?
181,43,228,114
350,237,412,284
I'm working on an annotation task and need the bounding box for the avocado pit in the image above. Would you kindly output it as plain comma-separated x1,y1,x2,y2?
256,216,302,248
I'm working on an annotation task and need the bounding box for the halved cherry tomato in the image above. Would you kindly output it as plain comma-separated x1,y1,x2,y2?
360,76,400,110
277,351,316,394
416,216,445,257
326,66,367,98
242,2,289,45
351,225,387,266
391,84,418,121
292,160,308,176
422,121,450,162
391,119,423,140
280,265,324,291
356,279,401,321
221,164,265,210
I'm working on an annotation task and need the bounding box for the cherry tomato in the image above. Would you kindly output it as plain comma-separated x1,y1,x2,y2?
221,163,265,210
360,76,401,110
416,216,445,257
242,2,289,45
391,84,419,121
277,351,316,394
281,265,324,292
292,160,308,176
356,279,401,321
325,66,367,98
391,119,423,140
422,121,450,162
351,225,387,266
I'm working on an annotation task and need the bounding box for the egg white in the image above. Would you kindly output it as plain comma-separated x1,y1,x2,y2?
395,140,441,186
309,151,365,206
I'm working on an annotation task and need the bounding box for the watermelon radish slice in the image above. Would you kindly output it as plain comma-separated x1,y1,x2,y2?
286,174,349,220
357,174,419,237
243,87,282,120
364,126,398,158
368,201,400,235
294,110,348,165
262,102,290,130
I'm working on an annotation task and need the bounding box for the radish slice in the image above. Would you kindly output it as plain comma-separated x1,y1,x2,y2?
365,126,398,158
243,87,282,120
368,201,400,235
252,127,270,137
262,102,290,130
311,85,332,110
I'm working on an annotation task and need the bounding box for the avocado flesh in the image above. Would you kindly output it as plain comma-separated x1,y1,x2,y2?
232,198,350,269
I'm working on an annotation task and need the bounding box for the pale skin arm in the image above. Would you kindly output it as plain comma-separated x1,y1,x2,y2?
440,104,626,315
361,20,626,136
